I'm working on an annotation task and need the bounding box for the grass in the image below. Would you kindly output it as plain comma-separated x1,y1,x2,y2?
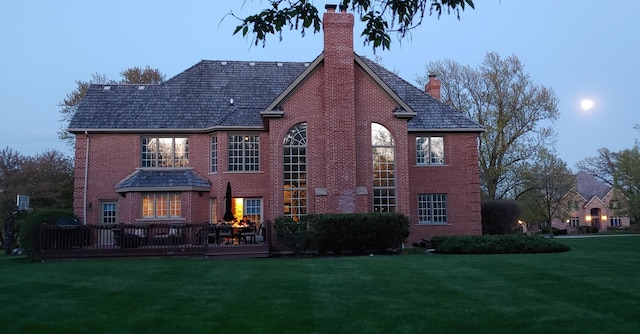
1,235,638,334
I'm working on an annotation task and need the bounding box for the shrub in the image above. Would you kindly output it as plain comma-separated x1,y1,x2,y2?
274,213,410,255
481,200,522,235
577,226,599,234
431,235,570,254
18,209,76,261
274,216,316,256
309,213,410,254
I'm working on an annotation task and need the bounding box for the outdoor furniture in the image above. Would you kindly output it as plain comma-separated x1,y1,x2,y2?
218,224,233,244
241,226,257,244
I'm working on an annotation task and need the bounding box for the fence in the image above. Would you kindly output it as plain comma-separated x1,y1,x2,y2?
38,223,211,258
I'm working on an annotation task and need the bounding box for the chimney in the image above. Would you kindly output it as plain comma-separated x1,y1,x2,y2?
425,74,441,101
322,5,358,213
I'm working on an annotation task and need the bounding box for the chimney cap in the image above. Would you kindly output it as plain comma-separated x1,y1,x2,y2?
428,74,437,78
325,4,337,12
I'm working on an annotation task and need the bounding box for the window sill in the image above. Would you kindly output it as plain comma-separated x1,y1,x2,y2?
223,171,265,174
416,222,450,226
413,164,448,167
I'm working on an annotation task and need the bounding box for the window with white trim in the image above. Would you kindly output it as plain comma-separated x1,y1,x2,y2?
244,198,263,224
417,193,447,224
283,123,307,220
569,216,580,227
101,201,117,224
610,216,622,227
210,135,218,173
228,134,259,171
142,193,181,219
372,123,395,213
141,137,189,167
416,136,444,165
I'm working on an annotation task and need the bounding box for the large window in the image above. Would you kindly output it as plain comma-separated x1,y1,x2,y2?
141,137,189,167
101,202,117,224
210,135,218,173
610,216,622,227
418,193,447,224
372,123,396,213
283,123,307,220
142,193,181,219
416,136,444,165
569,216,580,227
228,134,259,171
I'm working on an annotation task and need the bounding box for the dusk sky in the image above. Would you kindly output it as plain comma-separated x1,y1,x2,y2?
1,0,638,168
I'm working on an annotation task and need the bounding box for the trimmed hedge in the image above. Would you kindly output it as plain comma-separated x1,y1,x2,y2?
431,235,570,254
18,209,76,261
274,213,410,256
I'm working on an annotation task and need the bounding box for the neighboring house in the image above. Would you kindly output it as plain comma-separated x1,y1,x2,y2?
68,5,484,247
550,171,630,233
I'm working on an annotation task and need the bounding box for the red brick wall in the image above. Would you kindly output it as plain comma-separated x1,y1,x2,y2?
407,132,482,241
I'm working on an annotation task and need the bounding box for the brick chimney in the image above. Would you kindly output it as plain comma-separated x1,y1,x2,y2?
322,4,358,213
425,74,441,101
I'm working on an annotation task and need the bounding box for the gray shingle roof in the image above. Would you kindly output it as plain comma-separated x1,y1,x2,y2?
69,56,482,132
358,57,483,131
576,171,611,201
115,169,211,192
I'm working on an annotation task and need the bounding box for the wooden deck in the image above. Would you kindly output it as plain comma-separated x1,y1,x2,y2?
37,223,271,259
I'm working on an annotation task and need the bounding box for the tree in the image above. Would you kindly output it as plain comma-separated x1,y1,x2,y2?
58,66,165,147
418,52,560,200
577,145,640,222
231,0,474,51
518,149,574,237
0,148,73,215
0,148,73,248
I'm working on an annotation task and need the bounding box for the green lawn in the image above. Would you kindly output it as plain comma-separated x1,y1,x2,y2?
1,235,638,334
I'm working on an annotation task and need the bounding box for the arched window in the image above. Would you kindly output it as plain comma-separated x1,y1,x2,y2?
283,123,307,220
372,123,396,213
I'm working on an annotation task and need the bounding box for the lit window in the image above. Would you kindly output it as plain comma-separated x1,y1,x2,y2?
228,134,259,171
417,193,447,224
142,193,181,219
372,123,395,213
416,136,444,165
283,123,307,220
141,137,189,167
244,198,263,224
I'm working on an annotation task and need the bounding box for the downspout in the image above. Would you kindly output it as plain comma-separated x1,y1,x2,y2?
83,131,90,225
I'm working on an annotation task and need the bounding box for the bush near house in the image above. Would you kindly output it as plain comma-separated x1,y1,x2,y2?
430,235,570,254
577,226,599,234
275,213,410,256
18,209,76,261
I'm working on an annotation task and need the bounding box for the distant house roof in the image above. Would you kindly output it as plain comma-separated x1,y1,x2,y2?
576,171,611,201
69,54,483,133
115,169,211,193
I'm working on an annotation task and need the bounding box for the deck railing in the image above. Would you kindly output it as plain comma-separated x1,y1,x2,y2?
37,222,270,259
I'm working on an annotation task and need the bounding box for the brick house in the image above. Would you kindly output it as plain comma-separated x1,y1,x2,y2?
68,5,484,246
550,171,630,233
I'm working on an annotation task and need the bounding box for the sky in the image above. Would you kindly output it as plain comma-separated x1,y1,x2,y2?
1,0,639,169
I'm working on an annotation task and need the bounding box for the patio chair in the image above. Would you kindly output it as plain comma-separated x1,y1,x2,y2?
241,225,257,244
218,224,233,245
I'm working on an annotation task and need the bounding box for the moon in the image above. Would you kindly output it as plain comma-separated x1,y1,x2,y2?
580,99,594,111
